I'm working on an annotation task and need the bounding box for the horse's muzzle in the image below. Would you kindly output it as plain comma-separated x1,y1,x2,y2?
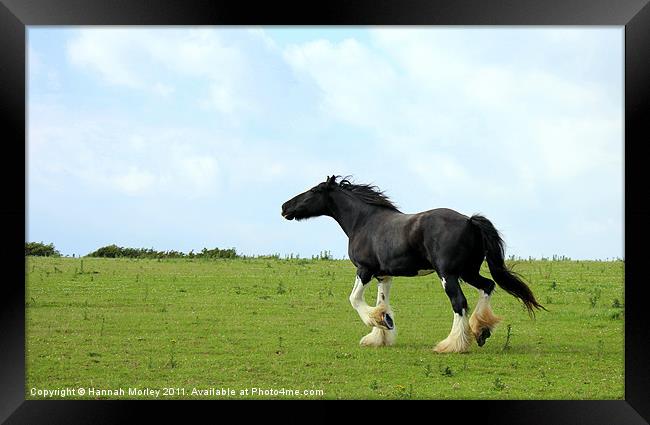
281,207,295,220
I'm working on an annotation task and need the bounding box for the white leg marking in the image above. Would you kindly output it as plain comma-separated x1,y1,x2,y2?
349,276,383,327
474,290,490,315
435,308,472,353
377,278,392,305
441,277,447,290
348,276,365,309
349,276,372,326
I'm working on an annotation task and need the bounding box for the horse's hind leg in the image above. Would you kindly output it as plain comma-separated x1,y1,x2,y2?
434,274,473,353
463,273,502,347
359,277,397,347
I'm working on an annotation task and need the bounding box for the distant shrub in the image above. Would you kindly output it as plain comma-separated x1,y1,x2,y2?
257,253,281,260
25,242,61,257
197,247,239,259
312,250,333,260
87,244,123,258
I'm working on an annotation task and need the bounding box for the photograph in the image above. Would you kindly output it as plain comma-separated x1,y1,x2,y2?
24,26,625,401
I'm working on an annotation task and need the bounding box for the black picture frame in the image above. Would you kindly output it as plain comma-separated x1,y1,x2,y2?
2,0,649,423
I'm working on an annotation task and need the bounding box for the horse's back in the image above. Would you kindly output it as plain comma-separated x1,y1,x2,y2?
370,208,471,251
410,208,482,273
416,207,469,222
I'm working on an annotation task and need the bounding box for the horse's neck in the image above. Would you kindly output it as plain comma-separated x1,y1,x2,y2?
328,191,377,237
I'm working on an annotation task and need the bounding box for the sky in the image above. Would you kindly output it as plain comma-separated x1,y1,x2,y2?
27,27,624,260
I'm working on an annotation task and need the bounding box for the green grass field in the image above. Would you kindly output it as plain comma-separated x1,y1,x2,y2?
25,256,624,400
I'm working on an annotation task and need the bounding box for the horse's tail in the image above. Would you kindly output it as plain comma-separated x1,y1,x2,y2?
469,214,546,316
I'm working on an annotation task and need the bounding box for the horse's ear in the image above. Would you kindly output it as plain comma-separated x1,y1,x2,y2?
326,175,336,185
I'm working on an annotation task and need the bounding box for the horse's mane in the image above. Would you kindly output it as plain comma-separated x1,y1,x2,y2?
332,176,400,212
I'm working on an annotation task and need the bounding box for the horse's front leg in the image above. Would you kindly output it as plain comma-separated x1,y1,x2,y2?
349,275,396,346
359,277,397,347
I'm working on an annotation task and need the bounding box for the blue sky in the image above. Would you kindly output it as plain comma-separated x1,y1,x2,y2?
27,27,623,260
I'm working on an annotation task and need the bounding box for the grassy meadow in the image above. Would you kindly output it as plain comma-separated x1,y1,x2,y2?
25,256,624,399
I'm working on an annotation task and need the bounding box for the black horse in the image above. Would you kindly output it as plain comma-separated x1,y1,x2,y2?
281,175,544,353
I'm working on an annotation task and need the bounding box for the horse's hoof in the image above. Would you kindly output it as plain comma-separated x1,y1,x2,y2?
360,333,384,347
382,313,394,330
476,328,491,347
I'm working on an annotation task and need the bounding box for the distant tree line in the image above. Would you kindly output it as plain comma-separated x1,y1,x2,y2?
25,242,239,259
86,245,239,259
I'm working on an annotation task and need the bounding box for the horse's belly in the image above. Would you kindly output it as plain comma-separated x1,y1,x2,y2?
380,264,435,277
376,252,433,276
383,268,435,277
373,239,433,277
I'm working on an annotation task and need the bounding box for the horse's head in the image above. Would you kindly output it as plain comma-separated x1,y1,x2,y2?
281,175,338,221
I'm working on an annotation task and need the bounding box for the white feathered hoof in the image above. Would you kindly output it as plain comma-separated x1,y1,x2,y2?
434,311,472,353
434,332,471,353
359,327,397,347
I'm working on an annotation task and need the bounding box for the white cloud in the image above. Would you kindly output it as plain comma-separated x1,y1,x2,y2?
152,82,175,97
67,29,143,87
112,167,156,195
409,154,474,193
284,38,398,128
281,28,623,199
27,100,338,201
28,102,225,199
174,155,219,198
530,116,622,180
52,28,625,196
65,28,287,118
207,82,242,116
